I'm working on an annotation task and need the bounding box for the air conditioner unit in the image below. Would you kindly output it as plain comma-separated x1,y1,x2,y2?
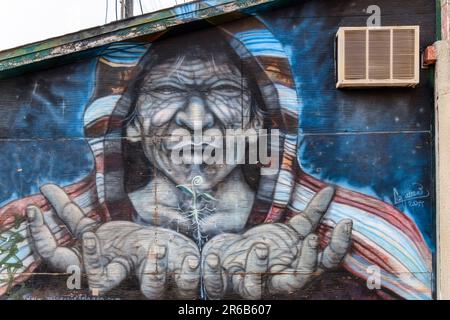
336,26,420,88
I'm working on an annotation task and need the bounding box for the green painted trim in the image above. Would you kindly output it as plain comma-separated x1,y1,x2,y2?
437,0,442,40
0,0,278,75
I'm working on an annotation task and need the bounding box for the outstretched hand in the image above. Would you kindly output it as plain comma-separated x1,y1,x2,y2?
26,184,98,272
26,184,201,298
202,186,353,299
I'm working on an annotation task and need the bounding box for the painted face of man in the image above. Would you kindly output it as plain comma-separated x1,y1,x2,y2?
128,49,261,190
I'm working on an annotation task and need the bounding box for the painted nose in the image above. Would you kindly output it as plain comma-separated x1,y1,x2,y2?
175,95,214,131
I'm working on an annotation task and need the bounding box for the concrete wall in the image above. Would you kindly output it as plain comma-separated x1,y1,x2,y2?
435,0,450,301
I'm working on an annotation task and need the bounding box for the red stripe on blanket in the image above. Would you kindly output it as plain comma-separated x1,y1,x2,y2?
297,171,430,261
317,225,396,274
95,155,105,173
0,173,97,229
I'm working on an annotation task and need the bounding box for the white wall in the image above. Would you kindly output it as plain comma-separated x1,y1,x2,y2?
0,0,194,50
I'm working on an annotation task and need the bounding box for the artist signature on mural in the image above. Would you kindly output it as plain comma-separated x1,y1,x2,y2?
393,183,430,208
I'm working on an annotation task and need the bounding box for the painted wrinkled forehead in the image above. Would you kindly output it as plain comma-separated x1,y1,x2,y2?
138,51,243,86
134,32,245,83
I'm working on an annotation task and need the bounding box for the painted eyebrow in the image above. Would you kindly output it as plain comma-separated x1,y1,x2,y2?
209,79,243,88
143,74,242,91
143,68,196,86
150,81,186,88
140,74,188,91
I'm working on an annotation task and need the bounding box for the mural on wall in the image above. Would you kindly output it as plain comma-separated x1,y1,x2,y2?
0,0,435,300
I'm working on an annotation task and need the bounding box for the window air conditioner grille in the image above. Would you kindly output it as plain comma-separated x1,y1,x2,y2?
393,29,416,79
344,30,366,80
336,26,420,88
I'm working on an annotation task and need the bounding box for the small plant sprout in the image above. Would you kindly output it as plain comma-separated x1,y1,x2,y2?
176,175,217,249
176,175,217,300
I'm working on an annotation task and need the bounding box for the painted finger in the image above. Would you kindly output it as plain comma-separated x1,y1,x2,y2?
321,219,353,270
139,245,168,299
95,258,130,295
40,184,73,213
241,243,269,300
296,234,319,274
27,205,80,271
82,231,130,296
289,186,335,237
82,232,103,279
175,254,200,299
63,203,97,237
268,235,320,295
27,205,57,258
203,253,226,300
40,184,96,237
269,268,300,295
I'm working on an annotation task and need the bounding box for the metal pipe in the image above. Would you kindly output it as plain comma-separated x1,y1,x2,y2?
121,0,134,19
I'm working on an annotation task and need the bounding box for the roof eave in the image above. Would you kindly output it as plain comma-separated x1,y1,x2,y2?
0,0,280,78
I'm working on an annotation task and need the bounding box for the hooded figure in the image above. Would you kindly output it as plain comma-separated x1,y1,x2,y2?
0,16,432,300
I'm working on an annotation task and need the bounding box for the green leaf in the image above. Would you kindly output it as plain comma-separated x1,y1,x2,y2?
176,185,194,195
10,233,24,243
12,216,24,229
199,193,217,201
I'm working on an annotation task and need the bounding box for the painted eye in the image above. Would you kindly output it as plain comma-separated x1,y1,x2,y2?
153,85,183,95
